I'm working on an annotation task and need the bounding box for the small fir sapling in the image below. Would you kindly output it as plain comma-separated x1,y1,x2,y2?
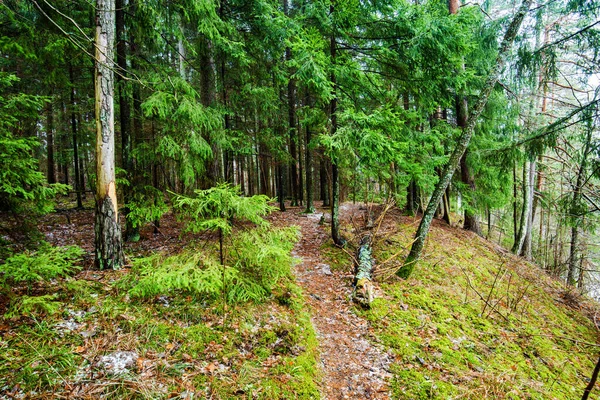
171,183,275,264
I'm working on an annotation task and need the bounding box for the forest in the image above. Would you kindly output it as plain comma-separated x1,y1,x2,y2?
1,0,600,398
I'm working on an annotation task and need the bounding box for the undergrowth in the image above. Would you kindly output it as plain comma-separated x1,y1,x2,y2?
0,225,319,399
121,226,299,303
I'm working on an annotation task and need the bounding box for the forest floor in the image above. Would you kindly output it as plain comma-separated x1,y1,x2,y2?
3,200,600,399
1,201,396,399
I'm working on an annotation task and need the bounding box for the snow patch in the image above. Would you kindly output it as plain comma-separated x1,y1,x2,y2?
98,351,138,375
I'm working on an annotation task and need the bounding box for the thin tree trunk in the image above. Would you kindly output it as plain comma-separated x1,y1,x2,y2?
94,0,124,270
398,0,533,278
442,186,451,225
449,0,480,234
200,35,218,184
320,156,330,206
116,0,134,237
582,354,600,400
69,64,83,209
513,162,519,244
284,0,299,207
277,163,286,211
305,112,315,213
567,129,592,285
513,160,531,255
329,10,342,246
46,102,56,184
521,159,536,259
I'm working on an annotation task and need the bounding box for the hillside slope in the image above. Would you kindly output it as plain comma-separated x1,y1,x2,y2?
332,209,600,399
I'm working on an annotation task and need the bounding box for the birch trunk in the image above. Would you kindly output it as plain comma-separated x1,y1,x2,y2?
95,0,124,270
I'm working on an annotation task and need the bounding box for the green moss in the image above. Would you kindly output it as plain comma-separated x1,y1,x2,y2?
364,220,599,399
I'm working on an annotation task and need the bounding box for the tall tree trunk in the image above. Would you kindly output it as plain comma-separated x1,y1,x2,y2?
177,21,186,80
329,7,342,246
521,159,536,258
320,156,330,206
449,0,479,234
567,128,592,285
407,179,420,215
130,0,143,238
284,0,299,207
442,186,451,225
94,0,124,270
46,102,56,184
398,0,533,278
461,151,479,233
513,159,535,258
305,112,315,213
200,36,218,184
277,163,286,211
116,0,135,238
61,130,69,186
69,64,83,209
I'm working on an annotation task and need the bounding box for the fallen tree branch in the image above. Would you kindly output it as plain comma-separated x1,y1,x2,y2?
352,234,375,307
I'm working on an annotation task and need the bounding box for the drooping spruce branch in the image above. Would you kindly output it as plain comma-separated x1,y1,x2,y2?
397,0,535,278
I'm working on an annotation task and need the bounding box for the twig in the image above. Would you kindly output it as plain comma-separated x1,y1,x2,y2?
458,265,511,324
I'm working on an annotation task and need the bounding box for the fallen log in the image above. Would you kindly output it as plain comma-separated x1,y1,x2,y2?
352,234,375,307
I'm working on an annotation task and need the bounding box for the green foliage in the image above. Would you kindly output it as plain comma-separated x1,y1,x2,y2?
0,244,84,288
229,226,299,296
141,75,220,188
0,73,68,214
125,186,169,229
125,226,298,304
172,183,275,236
126,252,234,299
5,294,61,319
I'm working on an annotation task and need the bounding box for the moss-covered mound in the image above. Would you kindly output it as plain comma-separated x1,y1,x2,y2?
355,217,599,399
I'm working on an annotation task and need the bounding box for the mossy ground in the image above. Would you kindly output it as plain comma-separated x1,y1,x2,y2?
0,264,319,399
326,216,600,399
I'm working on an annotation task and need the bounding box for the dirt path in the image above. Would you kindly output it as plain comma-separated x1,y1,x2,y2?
273,206,392,399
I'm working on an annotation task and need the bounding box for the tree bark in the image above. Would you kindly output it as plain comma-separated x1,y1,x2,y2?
450,0,479,234
277,163,286,211
116,0,135,238
398,0,533,278
284,0,299,207
582,354,600,400
94,0,124,270
407,178,420,215
329,11,342,246
513,159,535,258
353,234,375,307
567,128,592,285
200,35,218,184
521,159,536,259
46,102,56,184
305,100,315,212
69,64,83,209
